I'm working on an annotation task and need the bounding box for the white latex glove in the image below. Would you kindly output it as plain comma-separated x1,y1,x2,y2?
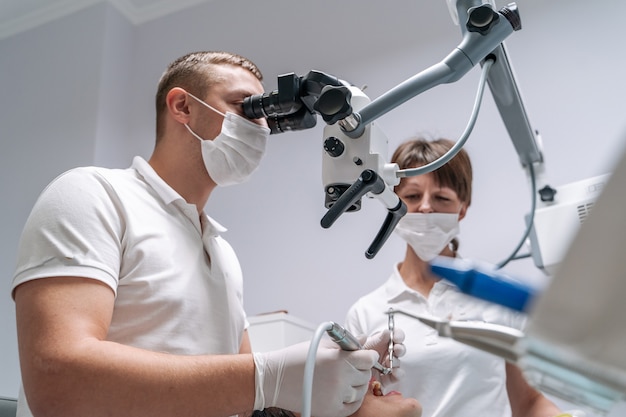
361,328,406,385
253,339,378,417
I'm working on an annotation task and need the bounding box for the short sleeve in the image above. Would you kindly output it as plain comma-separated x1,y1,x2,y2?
12,167,124,296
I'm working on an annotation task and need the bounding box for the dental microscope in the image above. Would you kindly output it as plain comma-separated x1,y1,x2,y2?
244,0,528,260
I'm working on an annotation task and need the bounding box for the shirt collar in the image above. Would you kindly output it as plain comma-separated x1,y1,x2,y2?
131,156,227,236
385,263,409,301
200,212,227,237
132,156,182,206
384,262,456,301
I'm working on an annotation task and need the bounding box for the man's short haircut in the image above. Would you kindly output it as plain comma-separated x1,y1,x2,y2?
155,51,263,139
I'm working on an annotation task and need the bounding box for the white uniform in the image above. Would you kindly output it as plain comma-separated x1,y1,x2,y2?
345,263,526,417
12,156,247,416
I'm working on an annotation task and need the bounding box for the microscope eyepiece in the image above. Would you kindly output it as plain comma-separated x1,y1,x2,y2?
243,91,280,120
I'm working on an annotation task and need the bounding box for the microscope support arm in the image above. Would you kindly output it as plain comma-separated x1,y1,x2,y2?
340,2,521,140
455,0,542,167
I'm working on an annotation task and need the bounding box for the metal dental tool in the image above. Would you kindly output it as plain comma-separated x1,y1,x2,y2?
387,308,524,364
326,322,391,375
387,308,395,371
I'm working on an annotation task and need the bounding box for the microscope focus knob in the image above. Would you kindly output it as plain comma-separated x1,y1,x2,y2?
466,4,499,35
314,85,353,125
324,136,345,157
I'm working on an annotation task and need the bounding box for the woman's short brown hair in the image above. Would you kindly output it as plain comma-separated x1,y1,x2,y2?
391,137,473,207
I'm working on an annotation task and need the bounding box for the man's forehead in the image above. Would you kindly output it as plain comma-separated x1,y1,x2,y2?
208,66,263,93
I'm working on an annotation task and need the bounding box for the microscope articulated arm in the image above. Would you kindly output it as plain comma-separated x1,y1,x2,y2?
455,0,543,167
339,2,522,139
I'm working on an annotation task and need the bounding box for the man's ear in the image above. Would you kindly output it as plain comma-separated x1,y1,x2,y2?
166,87,191,124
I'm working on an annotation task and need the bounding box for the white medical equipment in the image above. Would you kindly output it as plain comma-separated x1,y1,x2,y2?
527,173,609,275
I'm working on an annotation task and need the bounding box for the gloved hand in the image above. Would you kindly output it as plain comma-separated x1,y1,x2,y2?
253,339,378,417
361,328,406,385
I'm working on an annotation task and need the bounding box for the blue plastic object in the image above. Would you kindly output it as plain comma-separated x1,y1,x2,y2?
429,257,538,312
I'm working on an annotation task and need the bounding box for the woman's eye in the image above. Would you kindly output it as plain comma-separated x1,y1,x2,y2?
403,194,420,201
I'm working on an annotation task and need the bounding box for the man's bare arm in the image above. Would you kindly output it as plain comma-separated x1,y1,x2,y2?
15,277,256,417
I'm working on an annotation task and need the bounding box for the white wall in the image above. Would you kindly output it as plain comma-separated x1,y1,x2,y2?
0,2,109,397
1,0,625,414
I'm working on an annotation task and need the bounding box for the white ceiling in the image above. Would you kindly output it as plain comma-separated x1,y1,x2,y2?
0,0,214,40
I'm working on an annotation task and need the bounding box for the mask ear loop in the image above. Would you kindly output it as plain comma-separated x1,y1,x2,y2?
183,91,227,142
186,91,226,118
450,205,465,256
184,123,208,142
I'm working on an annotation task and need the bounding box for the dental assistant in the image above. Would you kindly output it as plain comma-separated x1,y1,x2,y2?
345,138,563,417
11,51,393,417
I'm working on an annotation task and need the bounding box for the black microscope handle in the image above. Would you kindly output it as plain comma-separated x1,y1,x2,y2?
321,169,406,259
365,199,407,259
320,169,384,229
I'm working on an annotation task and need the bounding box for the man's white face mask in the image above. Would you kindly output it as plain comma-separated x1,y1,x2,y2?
184,92,270,187
394,212,460,261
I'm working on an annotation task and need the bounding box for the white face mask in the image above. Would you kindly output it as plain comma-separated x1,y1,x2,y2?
394,212,460,261
185,92,270,186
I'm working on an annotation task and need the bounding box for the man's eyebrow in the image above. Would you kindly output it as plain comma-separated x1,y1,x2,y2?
227,88,260,99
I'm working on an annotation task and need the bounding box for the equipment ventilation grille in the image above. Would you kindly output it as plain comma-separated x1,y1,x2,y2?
577,202,595,223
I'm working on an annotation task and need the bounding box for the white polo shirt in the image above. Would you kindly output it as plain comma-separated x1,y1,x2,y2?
345,263,526,417
13,156,247,355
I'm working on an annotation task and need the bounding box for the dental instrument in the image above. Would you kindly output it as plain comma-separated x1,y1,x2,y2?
387,308,395,371
302,321,394,417
389,307,625,415
326,321,391,375
428,256,538,313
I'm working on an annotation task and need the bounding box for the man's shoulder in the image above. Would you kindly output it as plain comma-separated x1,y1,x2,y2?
47,164,129,183
31,165,142,217
46,164,139,192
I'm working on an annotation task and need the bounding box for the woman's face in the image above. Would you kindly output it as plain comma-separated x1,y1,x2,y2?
396,172,466,220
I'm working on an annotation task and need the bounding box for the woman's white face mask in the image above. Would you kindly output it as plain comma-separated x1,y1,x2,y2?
184,92,270,187
394,212,460,261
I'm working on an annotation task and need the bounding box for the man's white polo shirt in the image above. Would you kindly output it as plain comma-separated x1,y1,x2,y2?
13,156,247,355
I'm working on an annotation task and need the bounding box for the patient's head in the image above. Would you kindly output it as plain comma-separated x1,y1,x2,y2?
251,408,295,417
251,379,422,417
